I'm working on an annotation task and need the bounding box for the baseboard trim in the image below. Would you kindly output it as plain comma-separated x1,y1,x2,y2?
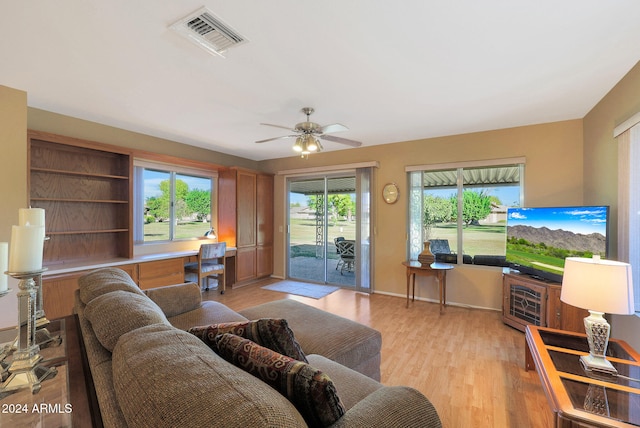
372,290,500,312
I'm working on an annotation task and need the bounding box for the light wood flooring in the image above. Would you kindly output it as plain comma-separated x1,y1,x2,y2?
204,279,554,428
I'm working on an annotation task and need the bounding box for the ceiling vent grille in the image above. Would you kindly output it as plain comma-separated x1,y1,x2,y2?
170,7,247,57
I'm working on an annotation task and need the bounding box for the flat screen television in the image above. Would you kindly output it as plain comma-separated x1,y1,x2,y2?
505,205,609,282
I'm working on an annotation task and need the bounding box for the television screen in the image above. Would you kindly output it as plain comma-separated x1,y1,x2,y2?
505,206,609,282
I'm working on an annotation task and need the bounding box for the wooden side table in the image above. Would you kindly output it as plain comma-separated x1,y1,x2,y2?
403,261,454,313
0,315,101,427
525,325,640,427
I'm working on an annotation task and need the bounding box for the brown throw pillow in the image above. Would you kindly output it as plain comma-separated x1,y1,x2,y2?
214,333,345,427
188,318,307,362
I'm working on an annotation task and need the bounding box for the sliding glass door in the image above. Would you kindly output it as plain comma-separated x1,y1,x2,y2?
287,168,372,292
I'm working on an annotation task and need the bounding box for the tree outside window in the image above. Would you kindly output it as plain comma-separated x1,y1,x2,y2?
409,163,523,263
141,168,213,242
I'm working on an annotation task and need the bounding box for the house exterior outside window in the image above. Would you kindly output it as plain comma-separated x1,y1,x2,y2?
407,158,524,264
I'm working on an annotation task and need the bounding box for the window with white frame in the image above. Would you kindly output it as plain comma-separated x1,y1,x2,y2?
133,160,216,243
407,158,524,264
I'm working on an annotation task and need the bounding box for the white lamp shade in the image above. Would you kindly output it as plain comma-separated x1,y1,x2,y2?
561,257,635,315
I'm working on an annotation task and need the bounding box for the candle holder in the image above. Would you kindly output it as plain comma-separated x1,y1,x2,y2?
0,269,56,395
33,269,61,349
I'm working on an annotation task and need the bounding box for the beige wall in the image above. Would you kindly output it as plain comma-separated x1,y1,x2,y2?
583,60,640,348
260,120,584,309
0,85,27,326
27,108,260,171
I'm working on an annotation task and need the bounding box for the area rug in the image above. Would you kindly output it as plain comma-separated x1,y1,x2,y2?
261,281,339,299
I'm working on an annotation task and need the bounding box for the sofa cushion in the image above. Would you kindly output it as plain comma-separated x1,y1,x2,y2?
188,318,307,362
144,282,201,317
215,333,345,427
84,290,169,351
78,267,144,305
167,300,248,330
239,299,382,380
112,324,307,428
306,354,383,411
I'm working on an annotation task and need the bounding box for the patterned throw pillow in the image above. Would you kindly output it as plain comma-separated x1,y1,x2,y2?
188,318,307,362
214,333,345,428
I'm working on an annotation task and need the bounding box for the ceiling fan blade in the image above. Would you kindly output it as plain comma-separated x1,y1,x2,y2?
319,123,348,134
255,135,297,144
260,123,295,131
320,134,362,148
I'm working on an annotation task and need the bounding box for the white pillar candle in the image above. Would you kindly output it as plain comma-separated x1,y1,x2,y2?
19,208,45,228
8,225,45,273
0,242,8,291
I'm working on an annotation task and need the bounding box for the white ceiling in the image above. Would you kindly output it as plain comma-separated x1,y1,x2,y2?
2,1,640,161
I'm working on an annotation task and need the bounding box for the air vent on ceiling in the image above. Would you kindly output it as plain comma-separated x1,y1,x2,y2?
170,7,247,57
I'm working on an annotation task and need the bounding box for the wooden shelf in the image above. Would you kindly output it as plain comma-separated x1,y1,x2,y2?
31,167,129,180
31,198,129,204
47,229,129,235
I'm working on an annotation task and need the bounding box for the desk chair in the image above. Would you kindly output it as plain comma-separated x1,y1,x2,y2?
185,242,226,293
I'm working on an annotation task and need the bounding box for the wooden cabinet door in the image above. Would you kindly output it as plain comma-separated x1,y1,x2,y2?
236,247,257,284
257,245,273,278
42,272,86,320
118,263,138,284
547,284,588,333
236,170,256,248
546,284,563,330
502,273,548,332
217,169,238,247
256,173,273,246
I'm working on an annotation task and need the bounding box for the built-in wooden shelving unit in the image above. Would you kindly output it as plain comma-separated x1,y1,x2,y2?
28,131,133,265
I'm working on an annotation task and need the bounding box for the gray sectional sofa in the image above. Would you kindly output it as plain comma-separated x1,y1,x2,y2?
74,267,442,427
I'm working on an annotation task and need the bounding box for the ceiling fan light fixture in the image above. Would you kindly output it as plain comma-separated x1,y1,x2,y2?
257,107,362,157
305,135,319,152
301,140,310,155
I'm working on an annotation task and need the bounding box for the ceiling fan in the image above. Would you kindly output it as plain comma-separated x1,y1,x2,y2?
255,107,362,157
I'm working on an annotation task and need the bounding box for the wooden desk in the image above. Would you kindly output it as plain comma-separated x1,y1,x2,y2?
403,261,454,313
525,325,640,427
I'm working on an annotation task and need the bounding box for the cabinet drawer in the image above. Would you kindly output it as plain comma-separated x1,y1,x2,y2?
138,258,184,290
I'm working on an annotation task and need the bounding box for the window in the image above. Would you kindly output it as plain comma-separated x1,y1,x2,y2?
407,159,524,264
133,161,216,243
615,116,640,313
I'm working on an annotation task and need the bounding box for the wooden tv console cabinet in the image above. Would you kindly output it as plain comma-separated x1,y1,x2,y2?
502,271,588,334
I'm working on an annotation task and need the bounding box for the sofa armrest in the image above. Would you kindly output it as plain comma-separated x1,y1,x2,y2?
332,386,441,428
144,282,202,318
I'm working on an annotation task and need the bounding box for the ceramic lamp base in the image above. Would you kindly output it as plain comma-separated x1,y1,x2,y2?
582,310,617,376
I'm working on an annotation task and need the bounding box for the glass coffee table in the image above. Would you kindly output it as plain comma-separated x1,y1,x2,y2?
525,325,640,427
0,316,99,427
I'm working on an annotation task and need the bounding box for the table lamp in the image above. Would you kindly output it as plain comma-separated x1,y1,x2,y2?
561,256,635,375
203,227,217,240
